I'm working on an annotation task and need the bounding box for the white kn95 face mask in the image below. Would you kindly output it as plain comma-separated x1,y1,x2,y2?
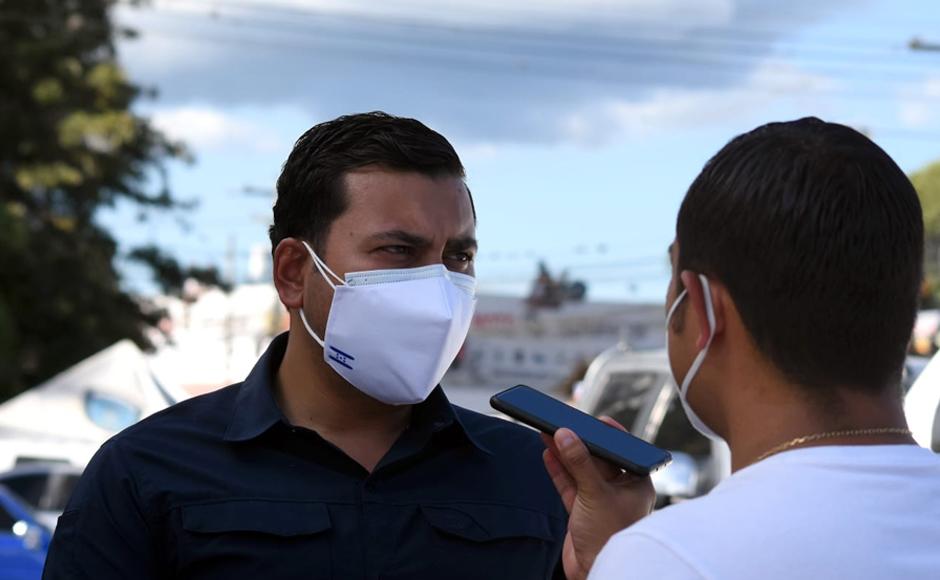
299,241,477,405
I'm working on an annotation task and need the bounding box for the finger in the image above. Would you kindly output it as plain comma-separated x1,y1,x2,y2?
543,448,576,513
598,416,628,432
553,428,604,495
540,432,557,452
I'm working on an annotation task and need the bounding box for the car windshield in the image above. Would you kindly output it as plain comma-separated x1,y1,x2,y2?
1,471,82,512
0,484,40,525
592,371,665,431
653,392,712,458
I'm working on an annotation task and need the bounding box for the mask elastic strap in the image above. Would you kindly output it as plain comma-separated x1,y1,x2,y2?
679,275,716,397
299,308,326,348
301,241,344,290
298,240,339,348
666,288,688,323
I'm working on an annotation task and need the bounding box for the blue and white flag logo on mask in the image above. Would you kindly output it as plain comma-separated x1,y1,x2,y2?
328,346,355,370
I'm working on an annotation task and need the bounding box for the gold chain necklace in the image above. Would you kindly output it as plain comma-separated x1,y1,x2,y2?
755,427,913,463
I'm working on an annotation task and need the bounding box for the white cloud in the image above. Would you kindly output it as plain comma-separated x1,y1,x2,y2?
150,106,282,153
113,0,738,75
557,60,835,145
115,0,859,148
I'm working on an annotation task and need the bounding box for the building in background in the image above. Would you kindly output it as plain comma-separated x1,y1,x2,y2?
142,264,665,412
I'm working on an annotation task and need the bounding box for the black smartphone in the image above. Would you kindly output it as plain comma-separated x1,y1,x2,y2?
490,384,672,475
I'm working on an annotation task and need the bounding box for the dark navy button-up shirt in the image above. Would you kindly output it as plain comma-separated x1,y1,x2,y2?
43,333,567,579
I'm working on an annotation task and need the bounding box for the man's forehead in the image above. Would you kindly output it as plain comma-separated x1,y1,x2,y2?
343,170,467,205
338,170,475,241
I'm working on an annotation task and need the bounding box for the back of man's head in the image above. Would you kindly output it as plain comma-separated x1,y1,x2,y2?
270,111,468,253
677,117,923,394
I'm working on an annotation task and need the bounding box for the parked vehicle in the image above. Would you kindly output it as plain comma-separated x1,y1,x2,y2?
0,485,51,580
0,464,83,531
576,343,730,506
576,343,935,505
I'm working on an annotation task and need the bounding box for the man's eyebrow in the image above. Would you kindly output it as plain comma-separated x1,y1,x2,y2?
447,236,478,250
367,230,432,247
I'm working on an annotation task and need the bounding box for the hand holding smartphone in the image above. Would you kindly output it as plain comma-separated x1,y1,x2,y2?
490,384,672,475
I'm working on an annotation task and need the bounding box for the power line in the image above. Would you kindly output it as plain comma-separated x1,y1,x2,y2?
9,2,935,101
120,25,934,107
150,0,939,53
139,0,938,79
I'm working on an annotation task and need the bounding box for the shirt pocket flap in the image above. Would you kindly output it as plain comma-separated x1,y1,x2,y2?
182,501,332,537
421,504,554,543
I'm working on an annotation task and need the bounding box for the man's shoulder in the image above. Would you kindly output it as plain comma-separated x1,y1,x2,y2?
110,382,242,446
450,404,567,522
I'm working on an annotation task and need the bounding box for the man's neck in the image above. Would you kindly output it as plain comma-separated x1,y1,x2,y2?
722,370,914,472
274,329,412,472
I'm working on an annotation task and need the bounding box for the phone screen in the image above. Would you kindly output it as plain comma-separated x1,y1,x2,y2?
491,385,671,474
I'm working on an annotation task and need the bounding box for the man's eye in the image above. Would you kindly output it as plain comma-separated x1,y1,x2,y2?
448,252,474,263
381,246,411,255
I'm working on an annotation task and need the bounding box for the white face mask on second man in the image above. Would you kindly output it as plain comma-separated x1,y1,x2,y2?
665,273,723,442
298,241,477,406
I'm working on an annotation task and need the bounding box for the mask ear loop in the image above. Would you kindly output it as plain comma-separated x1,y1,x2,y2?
679,275,715,398
301,241,344,289
666,288,688,324
298,241,344,348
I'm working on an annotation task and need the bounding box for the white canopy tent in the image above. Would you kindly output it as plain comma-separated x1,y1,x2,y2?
0,340,186,471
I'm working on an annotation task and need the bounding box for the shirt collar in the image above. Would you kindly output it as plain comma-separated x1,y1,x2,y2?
414,386,493,455
224,332,492,455
223,332,288,442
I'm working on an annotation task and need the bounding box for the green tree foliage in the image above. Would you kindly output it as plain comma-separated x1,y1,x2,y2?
0,0,225,400
911,159,940,307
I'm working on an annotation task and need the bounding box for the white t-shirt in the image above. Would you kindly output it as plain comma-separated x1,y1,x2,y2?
590,444,940,580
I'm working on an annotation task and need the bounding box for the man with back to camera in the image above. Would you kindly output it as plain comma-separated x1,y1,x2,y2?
42,112,568,579
540,117,940,580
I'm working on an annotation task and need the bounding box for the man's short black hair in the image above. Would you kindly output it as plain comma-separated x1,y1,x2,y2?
271,111,471,253
677,117,923,394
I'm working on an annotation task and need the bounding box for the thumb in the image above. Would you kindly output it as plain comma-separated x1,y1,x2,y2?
554,428,603,495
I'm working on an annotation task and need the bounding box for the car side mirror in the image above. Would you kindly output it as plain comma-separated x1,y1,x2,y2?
651,451,699,503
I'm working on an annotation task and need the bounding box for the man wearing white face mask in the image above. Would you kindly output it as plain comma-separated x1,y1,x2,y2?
44,112,568,580
540,118,940,580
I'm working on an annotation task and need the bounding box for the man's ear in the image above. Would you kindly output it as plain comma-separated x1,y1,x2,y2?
680,270,726,350
273,238,308,310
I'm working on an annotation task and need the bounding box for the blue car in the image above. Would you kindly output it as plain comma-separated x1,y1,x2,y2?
0,485,51,580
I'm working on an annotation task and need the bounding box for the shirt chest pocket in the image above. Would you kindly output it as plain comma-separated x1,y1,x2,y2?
383,503,559,580
177,500,333,580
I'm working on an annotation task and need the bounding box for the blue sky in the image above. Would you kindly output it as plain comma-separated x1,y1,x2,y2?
100,0,940,302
